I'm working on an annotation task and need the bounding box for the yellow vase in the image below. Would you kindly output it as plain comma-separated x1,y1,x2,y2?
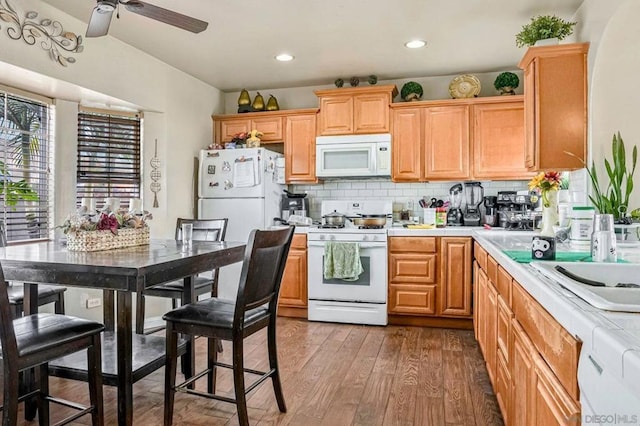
238,89,251,106
252,92,265,111
266,95,279,111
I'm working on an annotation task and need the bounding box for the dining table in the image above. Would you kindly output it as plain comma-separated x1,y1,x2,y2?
0,238,245,426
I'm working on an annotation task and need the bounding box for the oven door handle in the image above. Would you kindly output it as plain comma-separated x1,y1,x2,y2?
307,241,387,249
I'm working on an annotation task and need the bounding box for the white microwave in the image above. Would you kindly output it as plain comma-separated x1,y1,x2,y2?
315,133,391,178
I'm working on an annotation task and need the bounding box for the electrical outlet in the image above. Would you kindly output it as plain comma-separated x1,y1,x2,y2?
86,298,101,309
406,200,414,211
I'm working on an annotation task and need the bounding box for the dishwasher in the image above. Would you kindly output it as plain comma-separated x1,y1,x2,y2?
578,349,640,425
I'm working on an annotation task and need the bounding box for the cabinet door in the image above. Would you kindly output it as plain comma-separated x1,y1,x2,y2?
285,114,317,183
532,350,581,426
391,108,423,181
476,267,488,354
524,63,537,169
496,351,512,426
473,261,480,339
354,92,390,134
250,116,283,142
473,101,530,179
218,119,250,143
318,95,353,135
511,320,535,426
279,248,307,307
438,237,472,317
485,282,498,386
423,105,470,180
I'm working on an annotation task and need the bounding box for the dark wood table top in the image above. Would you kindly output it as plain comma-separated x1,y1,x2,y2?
0,239,246,292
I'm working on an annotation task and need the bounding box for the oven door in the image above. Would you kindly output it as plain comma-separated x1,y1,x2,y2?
307,240,387,303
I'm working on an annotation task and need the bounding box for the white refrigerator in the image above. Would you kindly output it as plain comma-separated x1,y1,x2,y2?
197,148,284,299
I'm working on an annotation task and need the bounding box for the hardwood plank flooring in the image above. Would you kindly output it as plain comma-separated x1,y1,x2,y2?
1,318,503,425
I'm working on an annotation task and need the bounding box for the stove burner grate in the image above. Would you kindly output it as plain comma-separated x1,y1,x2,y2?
358,225,385,229
318,224,345,229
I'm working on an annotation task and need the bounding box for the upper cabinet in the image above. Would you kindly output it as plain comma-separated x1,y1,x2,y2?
518,43,589,171
392,97,530,182
315,85,398,135
213,111,284,144
284,111,317,183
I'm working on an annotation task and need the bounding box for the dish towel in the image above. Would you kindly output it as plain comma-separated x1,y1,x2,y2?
324,241,364,281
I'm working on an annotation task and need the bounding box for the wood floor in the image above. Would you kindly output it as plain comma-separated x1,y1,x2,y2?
4,318,503,425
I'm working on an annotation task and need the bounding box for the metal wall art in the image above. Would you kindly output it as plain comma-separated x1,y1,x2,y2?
150,139,161,208
0,0,83,66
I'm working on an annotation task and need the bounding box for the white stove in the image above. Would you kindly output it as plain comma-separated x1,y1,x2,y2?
307,200,391,326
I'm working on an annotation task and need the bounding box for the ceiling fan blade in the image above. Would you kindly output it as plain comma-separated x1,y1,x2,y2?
124,1,208,33
86,5,114,37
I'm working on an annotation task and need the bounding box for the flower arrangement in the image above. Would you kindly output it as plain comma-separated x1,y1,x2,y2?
528,171,561,207
59,209,152,235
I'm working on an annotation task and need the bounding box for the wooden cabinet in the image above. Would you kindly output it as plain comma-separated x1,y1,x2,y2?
391,97,527,181
388,237,438,315
388,236,472,325
439,237,472,317
474,243,582,425
315,85,397,136
284,112,317,183
213,112,284,144
472,99,531,179
518,43,589,171
278,234,308,318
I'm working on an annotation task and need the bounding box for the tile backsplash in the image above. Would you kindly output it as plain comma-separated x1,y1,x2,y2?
290,179,529,220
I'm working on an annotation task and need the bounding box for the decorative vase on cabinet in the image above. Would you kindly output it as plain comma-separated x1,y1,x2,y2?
540,190,559,237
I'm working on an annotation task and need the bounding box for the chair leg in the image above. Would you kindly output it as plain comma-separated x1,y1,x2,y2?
54,292,65,314
232,337,249,426
135,293,146,334
37,363,50,426
3,365,19,425
207,338,218,394
88,334,104,426
267,318,287,413
164,323,179,426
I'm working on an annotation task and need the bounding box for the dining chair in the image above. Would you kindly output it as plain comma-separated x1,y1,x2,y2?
0,263,105,425
163,226,295,426
0,220,68,319
136,218,228,334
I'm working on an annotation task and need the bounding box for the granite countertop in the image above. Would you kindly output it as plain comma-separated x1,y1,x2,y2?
471,229,640,401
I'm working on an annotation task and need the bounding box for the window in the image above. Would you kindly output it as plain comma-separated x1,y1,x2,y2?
76,109,142,209
0,87,52,243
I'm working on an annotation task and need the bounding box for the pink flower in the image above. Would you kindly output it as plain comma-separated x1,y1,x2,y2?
97,213,119,235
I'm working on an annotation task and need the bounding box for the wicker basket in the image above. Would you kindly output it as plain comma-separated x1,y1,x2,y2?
66,227,150,252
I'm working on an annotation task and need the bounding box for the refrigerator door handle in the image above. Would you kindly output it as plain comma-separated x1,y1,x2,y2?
207,151,220,157
209,182,219,187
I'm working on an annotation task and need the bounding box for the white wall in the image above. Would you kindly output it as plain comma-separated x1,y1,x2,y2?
575,0,640,211
0,0,224,321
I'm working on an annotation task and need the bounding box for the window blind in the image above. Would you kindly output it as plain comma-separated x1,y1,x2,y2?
0,90,52,243
76,110,141,209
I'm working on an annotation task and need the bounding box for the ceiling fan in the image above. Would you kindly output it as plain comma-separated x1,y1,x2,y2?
86,0,208,38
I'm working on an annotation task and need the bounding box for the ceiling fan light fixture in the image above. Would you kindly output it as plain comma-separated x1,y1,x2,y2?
96,1,117,13
404,39,427,49
275,53,294,62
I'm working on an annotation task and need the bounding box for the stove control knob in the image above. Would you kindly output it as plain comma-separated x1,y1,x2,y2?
329,235,335,241
362,235,369,241
318,234,325,240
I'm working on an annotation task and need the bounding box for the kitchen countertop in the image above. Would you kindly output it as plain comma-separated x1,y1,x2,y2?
388,226,483,237
471,229,640,404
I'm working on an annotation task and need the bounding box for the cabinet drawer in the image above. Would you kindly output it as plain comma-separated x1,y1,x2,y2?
291,234,307,250
389,253,437,284
512,282,580,401
474,241,487,271
497,265,512,306
532,351,581,426
487,255,498,286
389,237,437,253
388,284,436,315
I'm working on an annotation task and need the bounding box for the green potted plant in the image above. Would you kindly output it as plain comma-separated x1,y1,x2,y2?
493,72,520,95
515,14,577,48
568,132,637,222
401,81,423,102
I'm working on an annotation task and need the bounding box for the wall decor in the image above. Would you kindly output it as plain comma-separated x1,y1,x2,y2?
150,139,161,208
0,0,83,66
333,75,378,88
448,74,481,99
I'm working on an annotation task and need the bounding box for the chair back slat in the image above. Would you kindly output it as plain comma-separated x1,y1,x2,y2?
235,227,294,318
175,218,228,243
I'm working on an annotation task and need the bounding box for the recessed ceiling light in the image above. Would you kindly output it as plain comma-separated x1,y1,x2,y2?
405,40,426,49
275,53,294,62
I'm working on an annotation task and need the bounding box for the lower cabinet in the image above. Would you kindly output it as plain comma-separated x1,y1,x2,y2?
473,248,581,425
277,234,307,318
388,236,472,326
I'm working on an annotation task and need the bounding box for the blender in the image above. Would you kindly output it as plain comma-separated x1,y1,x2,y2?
463,182,484,226
446,183,464,226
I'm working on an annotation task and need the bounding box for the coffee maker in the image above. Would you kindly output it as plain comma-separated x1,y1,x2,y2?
483,196,498,226
280,194,309,221
463,182,483,226
447,183,464,226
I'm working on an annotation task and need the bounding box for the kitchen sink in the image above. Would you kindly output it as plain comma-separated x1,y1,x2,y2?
531,262,640,312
